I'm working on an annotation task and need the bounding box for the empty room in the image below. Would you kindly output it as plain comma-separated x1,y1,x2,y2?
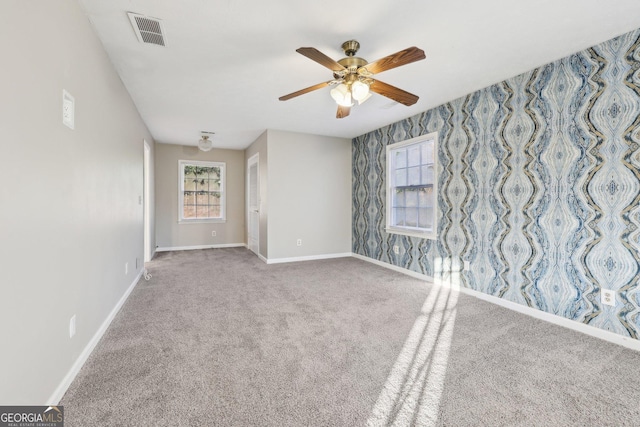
3,0,640,426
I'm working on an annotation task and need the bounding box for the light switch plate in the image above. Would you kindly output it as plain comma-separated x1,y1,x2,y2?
63,89,75,129
69,315,76,338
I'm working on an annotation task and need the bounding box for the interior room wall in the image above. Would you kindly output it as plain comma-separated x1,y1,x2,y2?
0,1,154,404
267,130,352,260
245,131,269,258
155,143,245,250
353,28,640,340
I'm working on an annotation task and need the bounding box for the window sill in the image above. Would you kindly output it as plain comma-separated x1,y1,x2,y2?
179,218,226,224
385,226,436,240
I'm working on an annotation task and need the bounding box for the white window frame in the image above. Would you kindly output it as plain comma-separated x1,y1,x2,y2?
178,160,226,223
385,132,438,240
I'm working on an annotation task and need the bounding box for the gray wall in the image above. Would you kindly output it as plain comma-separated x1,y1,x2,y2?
245,131,269,258
155,144,245,249
267,130,352,260
0,1,154,404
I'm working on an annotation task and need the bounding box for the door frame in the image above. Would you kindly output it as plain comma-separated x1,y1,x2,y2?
247,153,260,256
143,140,152,262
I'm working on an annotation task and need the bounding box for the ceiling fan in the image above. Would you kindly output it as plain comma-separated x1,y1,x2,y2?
279,40,425,119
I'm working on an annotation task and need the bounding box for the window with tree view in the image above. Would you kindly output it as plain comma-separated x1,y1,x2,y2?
386,133,437,239
179,160,226,222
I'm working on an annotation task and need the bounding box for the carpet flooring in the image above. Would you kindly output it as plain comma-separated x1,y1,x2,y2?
61,248,640,426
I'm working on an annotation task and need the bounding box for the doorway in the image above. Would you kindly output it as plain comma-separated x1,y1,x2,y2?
143,140,152,262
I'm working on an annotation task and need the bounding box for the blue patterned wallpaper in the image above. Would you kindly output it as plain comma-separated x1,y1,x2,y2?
353,28,640,339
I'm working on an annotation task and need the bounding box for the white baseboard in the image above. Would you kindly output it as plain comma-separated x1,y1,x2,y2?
351,253,640,352
257,253,268,264
155,243,246,252
47,269,144,404
266,252,352,264
457,285,640,352
351,253,434,281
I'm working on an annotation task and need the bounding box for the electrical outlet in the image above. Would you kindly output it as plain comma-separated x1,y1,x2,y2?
296,239,302,246
211,231,216,237
125,262,128,275
464,261,470,271
393,245,399,255
69,315,76,338
601,289,616,307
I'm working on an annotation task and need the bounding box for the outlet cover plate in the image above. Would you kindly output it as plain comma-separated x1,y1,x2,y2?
601,289,616,307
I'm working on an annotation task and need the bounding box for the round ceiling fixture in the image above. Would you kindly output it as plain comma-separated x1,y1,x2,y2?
198,132,215,151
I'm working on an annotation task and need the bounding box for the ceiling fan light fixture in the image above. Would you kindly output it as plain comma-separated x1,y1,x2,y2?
330,83,354,107
279,41,425,118
357,92,372,105
198,135,214,152
351,80,370,102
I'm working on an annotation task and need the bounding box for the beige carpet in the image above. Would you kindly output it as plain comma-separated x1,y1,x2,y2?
61,248,640,426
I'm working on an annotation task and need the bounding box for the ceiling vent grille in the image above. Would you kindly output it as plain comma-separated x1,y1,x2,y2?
127,12,166,47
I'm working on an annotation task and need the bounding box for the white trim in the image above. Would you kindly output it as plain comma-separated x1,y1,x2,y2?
351,253,434,281
386,132,438,241
47,269,144,404
155,243,246,252
351,253,640,352
143,140,152,263
247,153,260,257
385,226,434,240
257,253,268,264
266,252,352,265
454,283,640,352
177,218,226,224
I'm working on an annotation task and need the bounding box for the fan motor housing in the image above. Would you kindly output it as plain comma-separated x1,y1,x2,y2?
335,56,368,78
338,56,367,68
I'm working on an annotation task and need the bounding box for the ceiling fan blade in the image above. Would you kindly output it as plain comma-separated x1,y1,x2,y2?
279,81,331,101
363,47,425,75
297,47,346,72
336,105,351,119
369,79,419,106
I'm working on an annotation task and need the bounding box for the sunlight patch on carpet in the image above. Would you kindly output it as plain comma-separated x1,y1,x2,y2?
367,259,461,426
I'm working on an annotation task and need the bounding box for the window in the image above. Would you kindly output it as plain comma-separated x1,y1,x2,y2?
178,160,225,223
386,132,437,239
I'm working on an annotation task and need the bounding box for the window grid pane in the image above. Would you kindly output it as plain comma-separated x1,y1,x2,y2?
181,163,224,220
394,208,405,226
388,138,436,232
405,208,418,227
408,166,421,186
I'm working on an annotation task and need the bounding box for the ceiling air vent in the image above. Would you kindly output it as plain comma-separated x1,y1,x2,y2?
127,12,166,47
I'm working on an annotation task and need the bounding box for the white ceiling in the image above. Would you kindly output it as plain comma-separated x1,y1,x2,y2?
78,0,640,150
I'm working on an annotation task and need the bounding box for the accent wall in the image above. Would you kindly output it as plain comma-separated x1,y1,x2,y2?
353,28,640,339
